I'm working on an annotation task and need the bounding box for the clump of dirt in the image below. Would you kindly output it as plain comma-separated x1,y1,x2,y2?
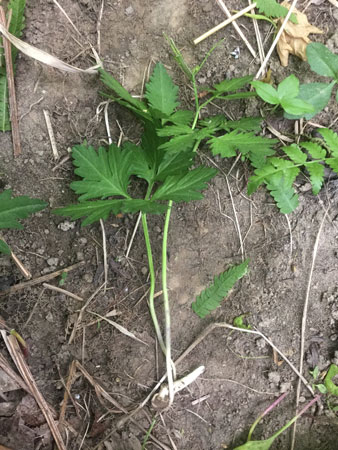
1,1,338,449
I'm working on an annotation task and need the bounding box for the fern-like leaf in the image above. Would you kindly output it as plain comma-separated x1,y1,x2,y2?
319,128,338,155
192,260,249,318
0,189,47,229
307,162,324,195
209,130,277,158
265,176,299,214
145,63,179,116
255,0,297,22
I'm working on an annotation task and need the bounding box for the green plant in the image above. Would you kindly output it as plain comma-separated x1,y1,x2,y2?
54,60,248,405
309,366,327,394
0,0,26,131
252,74,315,116
324,364,338,396
0,189,47,255
285,43,338,120
234,393,320,449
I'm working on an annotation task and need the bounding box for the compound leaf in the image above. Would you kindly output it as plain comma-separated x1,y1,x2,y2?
255,0,297,22
210,130,277,158
192,260,249,318
266,176,299,214
301,141,326,159
155,150,194,181
165,110,194,125
145,63,179,116
319,128,338,155
53,198,166,226
283,144,307,164
0,189,47,229
152,166,217,202
307,162,324,195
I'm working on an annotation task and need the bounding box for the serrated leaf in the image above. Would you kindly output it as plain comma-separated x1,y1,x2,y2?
284,82,334,120
152,167,217,202
157,124,193,137
255,0,296,22
251,81,279,105
0,239,11,255
199,115,225,129
155,150,194,181
210,130,277,158
247,146,276,169
141,120,166,169
213,75,253,93
307,162,324,195
53,198,166,226
192,260,249,318
165,110,194,125
301,141,326,159
145,63,179,116
248,159,299,195
277,74,299,99
225,117,262,132
307,43,338,79
219,91,257,101
70,143,134,200
283,144,307,164
158,133,196,153
326,158,338,173
319,128,338,155
123,141,154,183
0,189,47,229
266,176,299,214
99,68,148,113
8,0,26,61
280,97,314,115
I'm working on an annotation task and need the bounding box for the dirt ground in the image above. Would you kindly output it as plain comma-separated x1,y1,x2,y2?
0,0,338,449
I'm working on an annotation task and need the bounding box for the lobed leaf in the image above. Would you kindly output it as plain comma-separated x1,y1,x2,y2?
155,150,194,181
145,63,179,116
0,190,47,229
318,128,338,155
307,162,324,195
192,260,249,318
301,141,326,159
70,143,134,200
157,124,193,137
283,144,307,164
265,176,299,214
152,166,217,202
165,110,194,125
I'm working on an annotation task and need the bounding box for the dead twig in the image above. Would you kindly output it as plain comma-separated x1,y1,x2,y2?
255,0,298,79
10,251,31,279
2,333,66,450
290,209,328,450
0,6,21,156
43,283,84,302
43,109,59,161
0,261,85,297
194,4,255,45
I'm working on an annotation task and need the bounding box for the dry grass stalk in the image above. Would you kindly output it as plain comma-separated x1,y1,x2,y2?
0,261,85,297
0,6,21,156
3,333,66,450
10,251,32,279
0,352,31,394
194,3,256,45
43,283,84,302
43,109,59,161
216,0,257,58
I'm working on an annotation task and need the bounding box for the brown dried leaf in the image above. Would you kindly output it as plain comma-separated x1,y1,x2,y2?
277,1,323,66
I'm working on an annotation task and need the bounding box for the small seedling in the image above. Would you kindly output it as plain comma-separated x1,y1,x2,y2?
324,364,338,396
309,366,327,394
234,393,320,449
58,271,68,286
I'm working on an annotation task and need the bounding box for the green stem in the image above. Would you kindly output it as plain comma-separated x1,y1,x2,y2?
141,417,156,450
141,183,166,354
162,200,175,405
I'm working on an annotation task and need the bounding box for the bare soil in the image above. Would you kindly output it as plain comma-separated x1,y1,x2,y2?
1,1,338,449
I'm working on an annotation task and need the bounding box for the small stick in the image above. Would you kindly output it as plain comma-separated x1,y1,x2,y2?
290,210,328,450
43,109,59,161
59,360,78,424
0,261,85,297
248,0,265,64
255,0,298,79
43,283,84,302
3,333,67,450
53,0,82,37
10,251,31,279
0,6,21,156
97,0,104,55
216,0,256,58
125,211,142,258
193,4,255,45
99,219,108,293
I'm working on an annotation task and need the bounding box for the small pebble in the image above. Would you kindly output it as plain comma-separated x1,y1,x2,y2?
58,221,76,231
141,267,148,275
83,273,93,283
280,382,292,394
268,371,281,385
47,257,59,267
76,252,84,261
46,312,53,322
125,5,134,15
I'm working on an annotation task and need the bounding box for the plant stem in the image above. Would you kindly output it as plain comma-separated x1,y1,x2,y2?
141,212,166,354
162,200,175,406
